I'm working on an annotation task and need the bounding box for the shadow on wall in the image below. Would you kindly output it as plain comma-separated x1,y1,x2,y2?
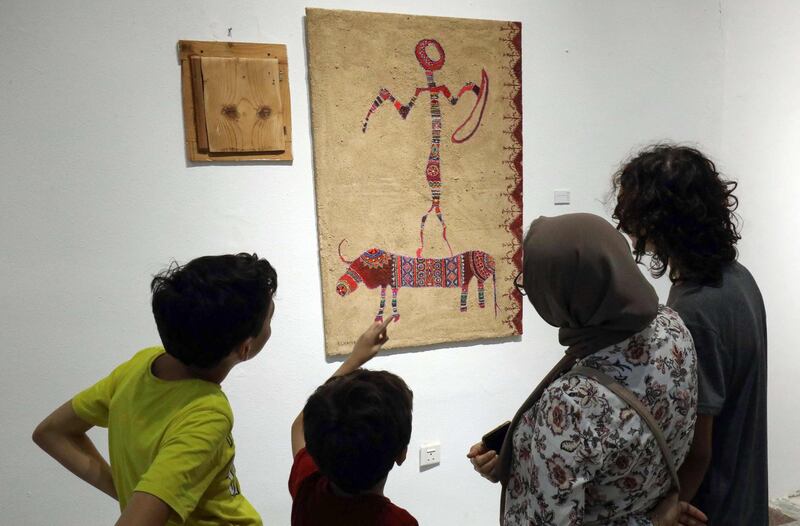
770,494,800,525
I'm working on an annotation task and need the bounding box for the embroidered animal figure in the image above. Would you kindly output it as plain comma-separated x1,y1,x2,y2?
336,240,498,322
362,38,489,258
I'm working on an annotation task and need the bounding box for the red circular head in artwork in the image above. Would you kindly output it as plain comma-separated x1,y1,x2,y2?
415,39,445,71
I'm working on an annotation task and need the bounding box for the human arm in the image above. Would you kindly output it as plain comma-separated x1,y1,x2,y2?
290,317,393,456
677,414,713,502
362,88,427,132
647,491,708,526
290,412,306,459
114,492,171,526
441,72,484,107
32,400,117,499
466,442,498,483
333,317,392,377
676,320,725,502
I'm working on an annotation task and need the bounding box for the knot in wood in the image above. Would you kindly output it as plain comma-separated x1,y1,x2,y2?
257,106,272,119
221,104,240,120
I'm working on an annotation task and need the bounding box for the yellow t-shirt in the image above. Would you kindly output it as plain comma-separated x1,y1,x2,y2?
72,347,262,525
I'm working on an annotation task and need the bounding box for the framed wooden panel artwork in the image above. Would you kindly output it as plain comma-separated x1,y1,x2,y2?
178,40,292,162
307,9,523,355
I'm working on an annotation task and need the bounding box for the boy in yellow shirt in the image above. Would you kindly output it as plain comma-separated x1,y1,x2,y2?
33,253,276,525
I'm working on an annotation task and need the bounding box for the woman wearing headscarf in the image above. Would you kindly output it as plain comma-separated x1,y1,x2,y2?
468,213,699,525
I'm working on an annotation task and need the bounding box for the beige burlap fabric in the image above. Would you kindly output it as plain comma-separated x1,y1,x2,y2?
307,8,522,355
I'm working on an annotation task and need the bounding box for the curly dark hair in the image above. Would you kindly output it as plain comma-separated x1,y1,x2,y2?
612,145,741,284
303,369,413,494
150,253,277,368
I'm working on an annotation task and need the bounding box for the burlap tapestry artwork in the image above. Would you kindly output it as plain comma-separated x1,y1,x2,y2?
307,8,523,355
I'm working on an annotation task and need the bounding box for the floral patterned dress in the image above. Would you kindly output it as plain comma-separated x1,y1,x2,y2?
504,306,697,525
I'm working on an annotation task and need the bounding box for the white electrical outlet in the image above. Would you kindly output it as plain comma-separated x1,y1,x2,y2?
419,442,441,467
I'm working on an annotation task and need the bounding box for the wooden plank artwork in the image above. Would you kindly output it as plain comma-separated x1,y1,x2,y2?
189,56,209,152
200,57,285,153
177,40,292,162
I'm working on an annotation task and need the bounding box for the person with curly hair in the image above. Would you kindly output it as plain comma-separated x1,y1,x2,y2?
612,145,768,525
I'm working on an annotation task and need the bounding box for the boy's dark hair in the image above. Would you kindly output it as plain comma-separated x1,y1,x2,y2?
303,369,413,494
150,253,277,368
612,144,741,284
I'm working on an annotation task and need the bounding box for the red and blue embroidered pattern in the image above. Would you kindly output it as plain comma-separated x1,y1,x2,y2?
394,255,464,288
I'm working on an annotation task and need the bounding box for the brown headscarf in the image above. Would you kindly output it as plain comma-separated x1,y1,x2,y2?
524,213,659,351
495,213,659,520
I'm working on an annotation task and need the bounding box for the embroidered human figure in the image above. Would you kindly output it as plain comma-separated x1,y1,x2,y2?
362,39,489,258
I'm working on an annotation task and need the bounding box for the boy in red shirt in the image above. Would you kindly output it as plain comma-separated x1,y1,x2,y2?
289,319,418,525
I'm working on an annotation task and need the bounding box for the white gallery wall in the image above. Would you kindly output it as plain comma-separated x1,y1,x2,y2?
719,0,800,499
2,0,773,523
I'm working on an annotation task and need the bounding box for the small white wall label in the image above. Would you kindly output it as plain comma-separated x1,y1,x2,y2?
554,189,571,205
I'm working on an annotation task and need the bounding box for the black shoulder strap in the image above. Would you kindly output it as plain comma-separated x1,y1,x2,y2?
563,365,681,493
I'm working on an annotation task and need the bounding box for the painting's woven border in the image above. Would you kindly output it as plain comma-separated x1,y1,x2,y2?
501,22,523,335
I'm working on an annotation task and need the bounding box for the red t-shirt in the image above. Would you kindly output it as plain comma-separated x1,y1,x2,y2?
289,448,418,526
